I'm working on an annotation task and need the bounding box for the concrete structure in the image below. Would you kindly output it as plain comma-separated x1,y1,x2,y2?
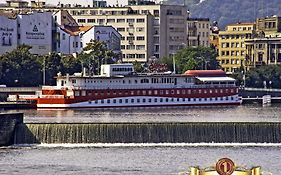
187,18,210,47
17,11,53,55
217,23,256,73
0,11,17,54
245,37,281,68
0,113,23,146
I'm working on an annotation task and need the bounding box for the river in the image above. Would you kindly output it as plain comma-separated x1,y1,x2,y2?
1,104,280,174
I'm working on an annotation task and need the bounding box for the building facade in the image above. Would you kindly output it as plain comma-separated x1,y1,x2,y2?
217,23,256,73
0,12,17,55
245,37,281,68
256,15,281,35
187,18,210,47
17,11,53,55
61,4,188,62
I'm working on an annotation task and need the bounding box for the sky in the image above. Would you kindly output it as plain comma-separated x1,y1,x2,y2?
0,0,127,6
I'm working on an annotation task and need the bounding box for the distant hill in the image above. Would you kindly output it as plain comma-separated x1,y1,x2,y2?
167,0,281,29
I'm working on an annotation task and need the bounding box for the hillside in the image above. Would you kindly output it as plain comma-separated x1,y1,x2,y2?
168,0,281,29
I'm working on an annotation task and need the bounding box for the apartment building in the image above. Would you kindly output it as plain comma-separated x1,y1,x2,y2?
217,23,256,73
187,18,210,47
245,37,281,68
62,3,188,62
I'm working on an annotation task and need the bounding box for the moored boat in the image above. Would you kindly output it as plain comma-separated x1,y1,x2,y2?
32,63,240,108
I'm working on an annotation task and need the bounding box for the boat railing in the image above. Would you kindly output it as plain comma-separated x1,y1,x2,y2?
68,84,237,90
40,95,65,99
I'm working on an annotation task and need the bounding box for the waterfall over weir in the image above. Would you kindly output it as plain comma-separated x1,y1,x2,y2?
14,122,281,144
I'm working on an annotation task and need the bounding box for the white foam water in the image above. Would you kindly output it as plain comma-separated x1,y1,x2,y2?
13,142,281,148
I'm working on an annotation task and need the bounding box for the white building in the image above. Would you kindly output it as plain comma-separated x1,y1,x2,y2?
0,12,17,54
57,25,121,55
17,11,52,55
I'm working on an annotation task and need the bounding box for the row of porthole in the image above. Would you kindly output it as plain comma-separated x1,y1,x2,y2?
89,97,236,104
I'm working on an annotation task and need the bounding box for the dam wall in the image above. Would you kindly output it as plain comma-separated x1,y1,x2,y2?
14,122,281,144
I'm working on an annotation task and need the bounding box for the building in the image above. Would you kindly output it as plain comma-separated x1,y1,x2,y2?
187,18,210,47
0,11,17,54
17,11,53,55
245,37,281,68
217,23,256,73
58,25,121,56
0,0,189,63
256,15,281,35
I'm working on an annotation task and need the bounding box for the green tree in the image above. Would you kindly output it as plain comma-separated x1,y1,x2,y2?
246,65,281,88
78,40,119,75
0,45,41,86
160,46,219,74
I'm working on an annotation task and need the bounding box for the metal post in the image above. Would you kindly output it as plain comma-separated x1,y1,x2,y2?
43,56,46,85
173,53,176,74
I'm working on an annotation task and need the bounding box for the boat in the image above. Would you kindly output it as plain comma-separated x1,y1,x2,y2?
32,63,241,108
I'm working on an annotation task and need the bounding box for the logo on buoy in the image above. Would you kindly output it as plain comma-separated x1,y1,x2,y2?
216,158,235,175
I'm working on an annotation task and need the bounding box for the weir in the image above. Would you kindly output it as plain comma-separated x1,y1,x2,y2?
14,122,281,144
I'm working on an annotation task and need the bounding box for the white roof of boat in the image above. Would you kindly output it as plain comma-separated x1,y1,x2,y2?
196,76,235,82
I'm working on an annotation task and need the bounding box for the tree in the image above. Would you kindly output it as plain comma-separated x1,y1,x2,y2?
0,45,41,86
78,40,119,75
160,46,219,74
246,65,281,88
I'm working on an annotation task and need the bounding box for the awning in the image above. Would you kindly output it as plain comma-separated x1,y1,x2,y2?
196,76,235,82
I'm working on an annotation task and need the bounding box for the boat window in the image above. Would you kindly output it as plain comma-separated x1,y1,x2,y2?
95,100,98,104
131,91,134,95
171,90,174,94
137,99,140,103
113,99,116,103
82,91,86,96
166,98,169,102
154,98,157,102
198,90,202,94
75,91,80,96
107,99,110,103
148,98,151,102
119,99,122,103
131,99,134,103
125,99,128,103
72,79,76,84
143,99,146,103
204,90,207,94
183,98,185,102
177,98,180,102
165,90,169,94
231,89,234,93
101,100,104,104
148,90,152,95
135,79,138,83
171,98,174,102
154,90,158,95
142,90,146,95
177,90,180,94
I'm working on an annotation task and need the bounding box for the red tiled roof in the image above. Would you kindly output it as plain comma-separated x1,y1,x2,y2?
184,70,226,77
61,25,93,36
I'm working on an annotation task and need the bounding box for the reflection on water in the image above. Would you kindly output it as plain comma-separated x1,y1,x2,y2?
4,104,281,123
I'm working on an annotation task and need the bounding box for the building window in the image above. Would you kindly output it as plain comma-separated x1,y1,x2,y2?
137,18,145,23
137,36,145,40
62,33,65,40
78,19,86,23
87,19,95,23
117,19,125,23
